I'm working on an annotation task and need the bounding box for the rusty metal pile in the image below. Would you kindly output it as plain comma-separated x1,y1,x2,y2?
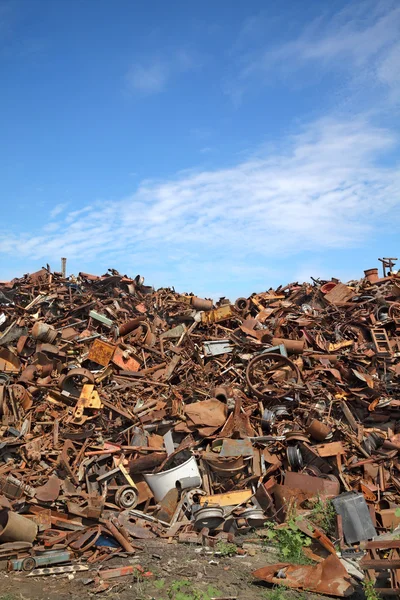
0,259,399,594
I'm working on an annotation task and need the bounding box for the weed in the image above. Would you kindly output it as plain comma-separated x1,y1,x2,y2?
155,578,166,589
262,586,310,600
166,579,220,600
309,496,336,536
262,585,288,600
363,579,381,600
215,540,237,556
264,518,312,564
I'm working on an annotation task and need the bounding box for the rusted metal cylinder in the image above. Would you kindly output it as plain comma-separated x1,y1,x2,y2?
235,297,249,311
61,257,67,278
117,317,146,337
272,337,305,354
31,322,58,344
320,282,337,294
0,509,37,543
105,519,135,553
364,268,379,283
213,386,235,411
306,419,331,442
213,386,230,402
191,296,213,311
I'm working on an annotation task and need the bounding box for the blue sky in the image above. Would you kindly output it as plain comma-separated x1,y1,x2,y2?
1,0,399,299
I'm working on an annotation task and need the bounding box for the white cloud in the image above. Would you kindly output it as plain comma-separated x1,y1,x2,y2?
43,222,60,233
235,0,400,104
49,203,68,219
0,115,399,294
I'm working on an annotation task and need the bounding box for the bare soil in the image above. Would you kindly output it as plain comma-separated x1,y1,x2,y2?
0,540,365,600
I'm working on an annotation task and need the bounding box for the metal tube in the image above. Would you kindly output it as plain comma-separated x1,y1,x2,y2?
61,258,67,278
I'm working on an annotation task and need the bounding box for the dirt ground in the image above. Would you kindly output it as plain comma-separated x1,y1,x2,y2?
0,539,365,600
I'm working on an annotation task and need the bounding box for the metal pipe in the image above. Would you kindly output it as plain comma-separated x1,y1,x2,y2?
61,258,67,278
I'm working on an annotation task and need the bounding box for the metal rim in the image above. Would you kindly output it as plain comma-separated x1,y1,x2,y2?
22,557,36,571
116,486,138,509
59,368,95,397
246,353,301,400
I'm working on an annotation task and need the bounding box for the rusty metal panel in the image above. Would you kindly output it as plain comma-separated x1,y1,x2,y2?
88,338,115,366
253,555,354,597
284,472,340,496
111,346,140,371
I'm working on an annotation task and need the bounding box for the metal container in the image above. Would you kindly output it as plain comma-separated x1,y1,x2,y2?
364,268,379,283
191,296,213,311
306,419,332,442
144,455,201,502
31,322,58,344
320,282,337,294
235,297,249,311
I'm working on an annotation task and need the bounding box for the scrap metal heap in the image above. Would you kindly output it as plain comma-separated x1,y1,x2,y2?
0,261,399,594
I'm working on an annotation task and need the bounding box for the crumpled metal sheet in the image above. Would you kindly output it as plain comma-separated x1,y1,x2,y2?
253,554,355,597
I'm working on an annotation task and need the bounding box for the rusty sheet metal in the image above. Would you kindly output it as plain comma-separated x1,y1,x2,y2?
111,346,140,371
284,472,340,496
88,339,115,366
0,349,20,371
253,555,354,597
219,438,254,457
35,475,61,503
184,399,227,428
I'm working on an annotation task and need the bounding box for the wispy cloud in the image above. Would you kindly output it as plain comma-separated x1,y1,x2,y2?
49,202,68,219
232,0,400,105
126,61,169,94
0,115,399,294
126,50,198,95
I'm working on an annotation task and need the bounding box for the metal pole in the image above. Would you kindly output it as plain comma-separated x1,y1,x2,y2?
61,257,67,278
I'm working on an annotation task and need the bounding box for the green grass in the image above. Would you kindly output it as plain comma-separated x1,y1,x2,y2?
152,579,221,600
215,540,237,556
